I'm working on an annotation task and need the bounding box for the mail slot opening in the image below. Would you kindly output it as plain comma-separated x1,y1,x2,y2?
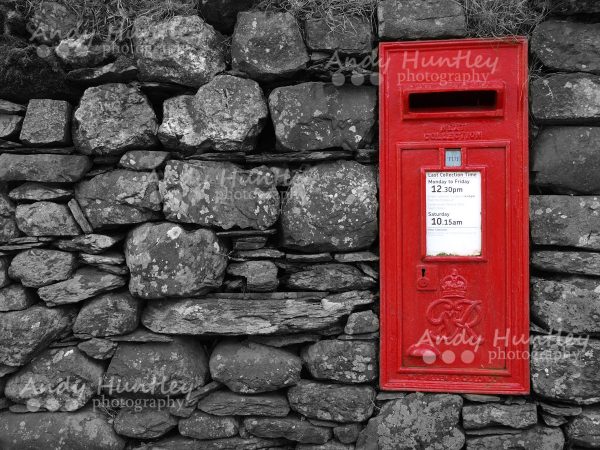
408,90,498,113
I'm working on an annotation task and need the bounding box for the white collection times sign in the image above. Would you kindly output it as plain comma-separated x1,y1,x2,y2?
425,171,482,257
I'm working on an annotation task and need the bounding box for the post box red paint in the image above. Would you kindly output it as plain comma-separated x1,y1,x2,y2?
379,38,529,394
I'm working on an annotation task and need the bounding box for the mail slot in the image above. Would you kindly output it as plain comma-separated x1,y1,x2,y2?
379,38,529,394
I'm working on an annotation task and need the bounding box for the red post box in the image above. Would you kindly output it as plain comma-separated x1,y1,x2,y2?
379,38,529,394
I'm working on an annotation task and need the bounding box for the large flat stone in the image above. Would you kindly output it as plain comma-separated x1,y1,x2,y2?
532,250,600,277
462,403,538,429
531,73,600,124
125,222,227,299
198,391,290,417
114,407,178,439
244,416,331,444
161,161,279,230
466,426,564,450
9,182,73,202
142,290,374,335
55,233,123,254
0,153,91,182
15,201,80,236
286,263,376,292
179,411,239,440
9,248,77,288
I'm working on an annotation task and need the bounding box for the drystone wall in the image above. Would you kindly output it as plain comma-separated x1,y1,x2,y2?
0,0,598,449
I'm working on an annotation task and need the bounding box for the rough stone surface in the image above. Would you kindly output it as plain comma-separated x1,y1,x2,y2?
533,126,600,193
73,291,141,338
55,233,122,254
125,222,227,299
159,75,268,153
75,169,162,229
134,15,226,87
119,150,169,171
531,73,600,123
565,406,600,448
378,0,466,40
357,393,464,450
0,408,125,450
0,99,26,115
531,335,600,405
465,426,564,450
462,403,538,430
244,416,332,444
345,310,379,334
15,201,80,236
67,56,138,85
54,35,113,69
227,260,279,292
37,268,126,307
0,153,91,183
28,1,78,45
269,82,376,152
334,424,361,444
78,338,117,360
73,84,158,156
8,248,77,288
114,407,178,439
104,338,209,398
9,182,73,202
198,391,290,417
288,380,376,422
232,11,309,81
0,257,8,288
209,340,302,393
4,346,104,412
282,161,378,252
532,20,600,74
179,411,239,440
0,284,36,311
0,304,75,366
532,250,600,277
530,195,600,249
140,435,287,450
286,263,376,292
0,191,19,242
301,339,377,383
305,17,373,53
0,113,21,139
142,290,374,335
19,99,71,146
161,161,279,229
531,276,600,335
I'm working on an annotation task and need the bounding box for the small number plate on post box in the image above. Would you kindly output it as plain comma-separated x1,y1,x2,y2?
379,38,529,394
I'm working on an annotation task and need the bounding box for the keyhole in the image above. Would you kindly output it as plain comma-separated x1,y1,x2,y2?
421,268,426,277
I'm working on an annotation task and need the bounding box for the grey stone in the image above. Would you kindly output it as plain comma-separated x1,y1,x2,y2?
15,201,80,236
531,335,600,404
142,290,374,335
0,154,91,183
0,284,36,311
532,250,600,277
288,380,376,423
73,84,158,156
118,150,169,171
75,169,162,229
104,338,209,398
80,251,125,266
198,390,290,417
530,195,600,249
305,17,373,53
232,11,309,81
465,426,564,450
462,403,538,430
19,99,71,146
28,1,78,45
244,416,331,444
161,161,279,229
0,408,125,450
9,249,77,288
378,0,466,40
209,340,301,394
114,407,178,439
532,20,600,74
67,56,138,85
198,0,256,34
334,251,379,263
37,268,126,307
539,401,582,417
179,411,239,440
533,127,600,193
9,182,73,202
282,161,378,252
0,257,8,288
531,73,600,124
4,346,104,412
0,99,26,115
125,222,227,299
0,114,21,139
249,334,321,348
297,442,353,450
159,75,268,153
232,248,285,261
0,191,19,242
73,291,141,338
357,393,464,450
0,304,75,366
565,406,600,448
134,15,226,87
345,310,379,334
269,82,376,152
286,263,376,292
227,261,279,292
54,35,113,69
301,339,377,383
531,276,600,335
333,424,361,444
136,435,286,450
55,233,123,254
77,338,117,360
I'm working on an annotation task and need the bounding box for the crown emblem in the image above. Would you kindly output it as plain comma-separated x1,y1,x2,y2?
440,269,467,298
